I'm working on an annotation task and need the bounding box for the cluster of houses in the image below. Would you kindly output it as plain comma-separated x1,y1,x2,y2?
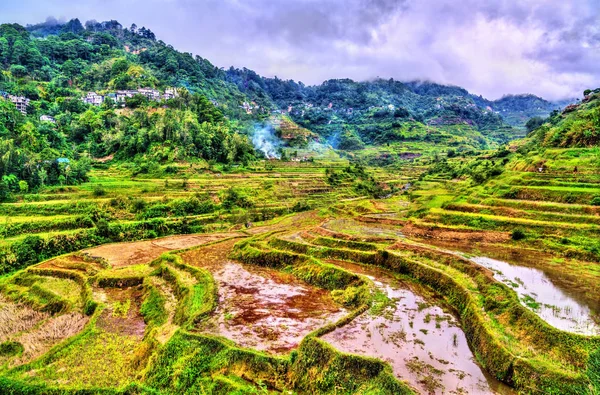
82,87,179,106
1,87,180,116
241,101,260,114
0,91,30,115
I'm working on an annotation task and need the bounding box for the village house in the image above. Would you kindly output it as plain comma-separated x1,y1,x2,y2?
83,92,104,106
138,88,161,101
9,95,30,114
115,90,138,103
40,115,56,123
163,88,178,100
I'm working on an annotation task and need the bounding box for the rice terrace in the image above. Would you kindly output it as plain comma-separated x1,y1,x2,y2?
1,4,600,395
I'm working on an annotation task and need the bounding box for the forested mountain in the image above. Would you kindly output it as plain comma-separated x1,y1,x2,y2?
226,71,518,147
528,88,600,147
0,19,258,196
0,17,570,198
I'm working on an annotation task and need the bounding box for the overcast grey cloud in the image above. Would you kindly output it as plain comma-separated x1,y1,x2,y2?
1,0,598,100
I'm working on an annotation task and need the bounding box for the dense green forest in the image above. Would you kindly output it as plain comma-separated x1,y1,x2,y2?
0,17,569,201
0,20,260,199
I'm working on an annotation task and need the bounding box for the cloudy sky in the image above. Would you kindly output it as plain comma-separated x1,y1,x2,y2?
1,0,599,100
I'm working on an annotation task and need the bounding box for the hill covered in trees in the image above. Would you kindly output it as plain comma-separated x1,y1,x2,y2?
0,17,572,200
527,88,600,147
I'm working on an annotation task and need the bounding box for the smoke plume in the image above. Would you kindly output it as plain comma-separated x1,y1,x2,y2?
252,125,281,159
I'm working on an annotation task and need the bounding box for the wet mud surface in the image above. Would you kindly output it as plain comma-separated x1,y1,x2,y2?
94,286,146,338
320,260,514,395
182,239,347,354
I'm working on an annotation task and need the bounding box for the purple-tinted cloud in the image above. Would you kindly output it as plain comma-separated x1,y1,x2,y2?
0,0,598,100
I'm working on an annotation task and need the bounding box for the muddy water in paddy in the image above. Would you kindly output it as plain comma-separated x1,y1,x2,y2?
182,240,347,354
321,260,514,395
415,239,600,336
471,256,600,335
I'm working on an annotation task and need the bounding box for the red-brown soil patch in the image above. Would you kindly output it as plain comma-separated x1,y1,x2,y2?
83,233,241,267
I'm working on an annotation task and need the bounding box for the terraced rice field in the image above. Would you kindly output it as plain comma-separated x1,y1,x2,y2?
1,157,599,394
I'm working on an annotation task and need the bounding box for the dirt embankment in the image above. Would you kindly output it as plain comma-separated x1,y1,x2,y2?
400,222,510,243
83,233,241,267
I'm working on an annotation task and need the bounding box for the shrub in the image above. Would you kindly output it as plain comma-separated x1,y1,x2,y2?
221,188,253,210
140,204,170,219
11,235,44,267
130,198,148,213
164,165,178,174
18,180,28,193
95,219,110,237
511,228,526,240
84,300,98,316
564,193,578,204
292,201,311,212
590,196,600,206
92,185,106,197
0,341,24,357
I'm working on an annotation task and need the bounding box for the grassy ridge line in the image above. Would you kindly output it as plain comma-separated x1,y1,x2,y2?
484,198,600,215
0,216,226,275
0,217,95,239
429,207,600,231
0,269,81,315
266,236,600,394
0,377,158,395
144,328,412,394
26,267,97,315
500,186,600,204
151,253,217,329
443,202,600,225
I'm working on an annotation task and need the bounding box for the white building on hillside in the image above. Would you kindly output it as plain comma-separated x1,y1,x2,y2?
115,90,138,103
163,88,179,100
9,95,30,114
138,88,161,101
83,92,104,106
40,115,56,123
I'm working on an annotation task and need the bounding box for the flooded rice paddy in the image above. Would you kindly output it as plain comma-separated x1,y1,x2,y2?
413,239,600,335
320,260,513,395
182,240,347,354
471,256,600,336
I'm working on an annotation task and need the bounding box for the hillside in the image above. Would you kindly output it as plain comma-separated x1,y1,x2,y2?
405,81,569,128
0,17,537,200
1,16,600,395
227,72,520,146
529,89,600,147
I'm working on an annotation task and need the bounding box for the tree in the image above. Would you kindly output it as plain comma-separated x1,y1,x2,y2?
9,64,27,78
525,116,545,134
18,180,28,193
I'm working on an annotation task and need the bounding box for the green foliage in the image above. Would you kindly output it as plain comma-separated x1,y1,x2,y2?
0,340,24,357
510,229,527,240
92,184,106,197
589,348,600,392
530,93,600,147
140,284,167,327
221,187,253,210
